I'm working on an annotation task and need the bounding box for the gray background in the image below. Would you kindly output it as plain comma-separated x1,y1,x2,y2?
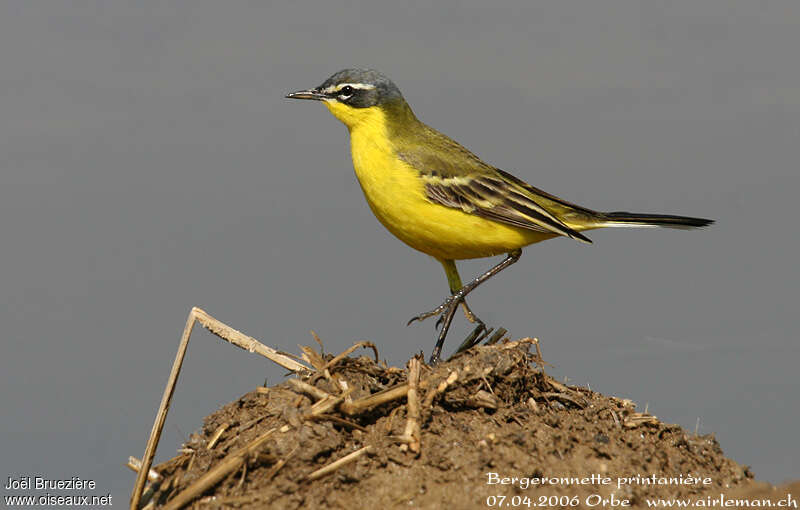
1,0,797,505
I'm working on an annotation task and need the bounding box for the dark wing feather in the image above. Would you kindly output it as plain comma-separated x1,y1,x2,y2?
422,173,592,243
395,122,593,244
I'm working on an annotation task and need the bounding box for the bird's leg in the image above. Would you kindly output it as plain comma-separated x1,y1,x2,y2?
417,250,523,364
407,259,482,326
408,253,520,327
442,259,484,327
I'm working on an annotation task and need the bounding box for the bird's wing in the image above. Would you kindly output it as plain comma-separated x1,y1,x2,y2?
421,171,593,243
397,129,592,244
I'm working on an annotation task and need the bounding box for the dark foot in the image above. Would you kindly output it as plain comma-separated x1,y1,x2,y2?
453,323,490,356
406,294,459,327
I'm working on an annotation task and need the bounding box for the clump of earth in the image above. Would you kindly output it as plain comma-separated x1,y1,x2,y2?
144,339,796,509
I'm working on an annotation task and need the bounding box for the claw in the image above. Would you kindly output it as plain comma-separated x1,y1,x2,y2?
406,295,457,326
461,301,481,323
407,292,489,333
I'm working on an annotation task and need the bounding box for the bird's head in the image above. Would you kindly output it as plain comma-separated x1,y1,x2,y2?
286,68,412,130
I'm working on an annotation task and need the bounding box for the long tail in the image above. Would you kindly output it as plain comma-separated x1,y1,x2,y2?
597,211,714,230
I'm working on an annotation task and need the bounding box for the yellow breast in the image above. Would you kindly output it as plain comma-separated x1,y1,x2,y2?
326,102,553,260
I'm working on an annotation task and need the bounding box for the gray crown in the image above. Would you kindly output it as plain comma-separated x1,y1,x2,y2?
318,68,404,108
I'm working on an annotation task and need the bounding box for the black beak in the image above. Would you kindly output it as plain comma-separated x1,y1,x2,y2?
285,89,327,101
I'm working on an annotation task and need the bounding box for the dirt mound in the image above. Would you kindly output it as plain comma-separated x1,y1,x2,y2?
144,339,787,509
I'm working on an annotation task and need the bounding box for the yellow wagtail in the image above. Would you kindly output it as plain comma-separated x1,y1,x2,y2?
286,68,713,363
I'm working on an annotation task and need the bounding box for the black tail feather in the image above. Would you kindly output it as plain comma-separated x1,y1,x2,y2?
602,211,714,229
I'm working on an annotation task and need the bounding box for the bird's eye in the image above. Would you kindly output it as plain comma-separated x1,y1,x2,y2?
339,85,355,99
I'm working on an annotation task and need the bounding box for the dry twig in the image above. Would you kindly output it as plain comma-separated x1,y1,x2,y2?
126,457,163,484
206,422,229,450
286,378,332,402
161,425,290,510
310,330,325,355
307,341,380,385
422,371,459,408
339,382,413,415
305,445,373,481
265,445,299,481
306,413,369,432
129,307,310,510
540,392,587,409
398,357,422,453
193,308,311,373
310,388,354,416
299,345,328,373
623,412,660,428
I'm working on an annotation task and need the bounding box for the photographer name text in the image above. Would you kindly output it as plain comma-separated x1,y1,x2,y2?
5,476,95,491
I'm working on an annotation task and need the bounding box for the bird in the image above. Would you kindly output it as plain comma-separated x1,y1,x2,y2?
286,68,713,364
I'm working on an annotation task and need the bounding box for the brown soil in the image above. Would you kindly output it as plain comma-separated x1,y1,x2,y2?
146,339,796,509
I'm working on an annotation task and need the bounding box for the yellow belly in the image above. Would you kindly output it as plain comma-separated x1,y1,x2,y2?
349,128,555,260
